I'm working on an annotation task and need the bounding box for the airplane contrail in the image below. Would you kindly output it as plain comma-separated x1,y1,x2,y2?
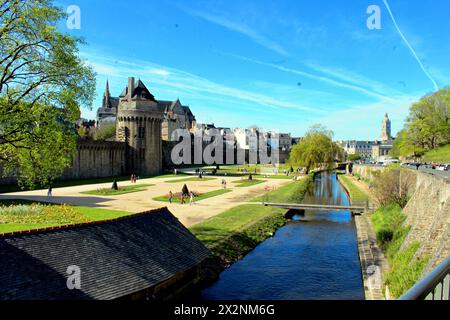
383,0,439,91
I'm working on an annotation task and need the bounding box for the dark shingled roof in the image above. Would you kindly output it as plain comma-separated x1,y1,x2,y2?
118,79,157,102
0,208,210,300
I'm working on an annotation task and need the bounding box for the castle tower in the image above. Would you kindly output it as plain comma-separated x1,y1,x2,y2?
381,113,392,142
116,77,164,176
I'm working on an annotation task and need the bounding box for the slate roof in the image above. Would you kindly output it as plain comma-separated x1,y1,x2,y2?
158,100,196,122
118,79,157,102
0,208,210,300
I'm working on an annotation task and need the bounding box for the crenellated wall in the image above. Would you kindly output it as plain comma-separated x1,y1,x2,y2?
0,140,127,185
60,140,126,180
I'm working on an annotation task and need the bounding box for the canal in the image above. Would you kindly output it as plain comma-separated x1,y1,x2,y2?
201,171,365,300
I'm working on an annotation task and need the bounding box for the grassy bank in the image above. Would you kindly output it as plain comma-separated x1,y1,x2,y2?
190,204,286,265
423,144,450,163
80,183,154,196
338,174,369,204
251,173,313,203
153,189,232,203
0,199,132,234
371,204,429,298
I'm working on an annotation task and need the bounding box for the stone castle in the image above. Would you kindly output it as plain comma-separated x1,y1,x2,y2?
0,77,291,185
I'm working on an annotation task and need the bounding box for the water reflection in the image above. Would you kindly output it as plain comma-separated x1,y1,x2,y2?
201,172,364,300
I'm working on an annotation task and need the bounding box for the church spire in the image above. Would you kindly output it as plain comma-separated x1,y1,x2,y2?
102,80,111,108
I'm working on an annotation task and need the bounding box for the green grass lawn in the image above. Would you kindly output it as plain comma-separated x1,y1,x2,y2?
211,164,294,179
423,144,450,163
189,204,285,248
153,188,232,203
370,204,429,298
164,177,216,183
251,174,313,203
0,172,187,194
0,199,132,234
232,179,266,187
80,183,154,196
255,174,295,180
338,175,369,204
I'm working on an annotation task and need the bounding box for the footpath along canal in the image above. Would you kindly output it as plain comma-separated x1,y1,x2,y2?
201,171,365,300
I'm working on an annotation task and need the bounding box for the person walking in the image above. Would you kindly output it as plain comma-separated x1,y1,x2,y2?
189,191,195,206
112,179,118,191
47,185,52,198
168,191,173,204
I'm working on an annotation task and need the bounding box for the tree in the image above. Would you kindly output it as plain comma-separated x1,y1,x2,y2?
405,88,450,151
390,129,424,159
0,0,96,187
347,153,361,162
371,166,415,208
94,123,116,141
288,124,340,173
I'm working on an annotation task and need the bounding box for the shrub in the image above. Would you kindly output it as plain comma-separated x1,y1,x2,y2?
377,228,394,246
371,167,415,208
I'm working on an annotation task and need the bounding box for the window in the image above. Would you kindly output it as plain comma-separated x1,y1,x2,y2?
138,127,145,139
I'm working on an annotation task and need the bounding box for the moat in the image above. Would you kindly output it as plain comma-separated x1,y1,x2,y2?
201,172,365,300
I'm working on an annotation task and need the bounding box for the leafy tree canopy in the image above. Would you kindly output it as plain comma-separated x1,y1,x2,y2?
94,123,116,141
0,0,96,187
347,153,362,162
404,88,450,153
288,124,341,173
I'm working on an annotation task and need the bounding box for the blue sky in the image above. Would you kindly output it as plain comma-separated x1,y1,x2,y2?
57,0,450,140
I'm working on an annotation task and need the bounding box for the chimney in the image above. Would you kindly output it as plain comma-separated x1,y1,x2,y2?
128,77,135,101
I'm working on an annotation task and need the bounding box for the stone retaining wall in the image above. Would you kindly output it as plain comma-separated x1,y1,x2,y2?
401,171,450,273
352,165,450,274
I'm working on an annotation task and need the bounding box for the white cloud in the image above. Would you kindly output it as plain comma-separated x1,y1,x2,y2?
148,68,170,78
81,50,325,115
316,95,419,140
225,53,399,102
183,9,289,56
